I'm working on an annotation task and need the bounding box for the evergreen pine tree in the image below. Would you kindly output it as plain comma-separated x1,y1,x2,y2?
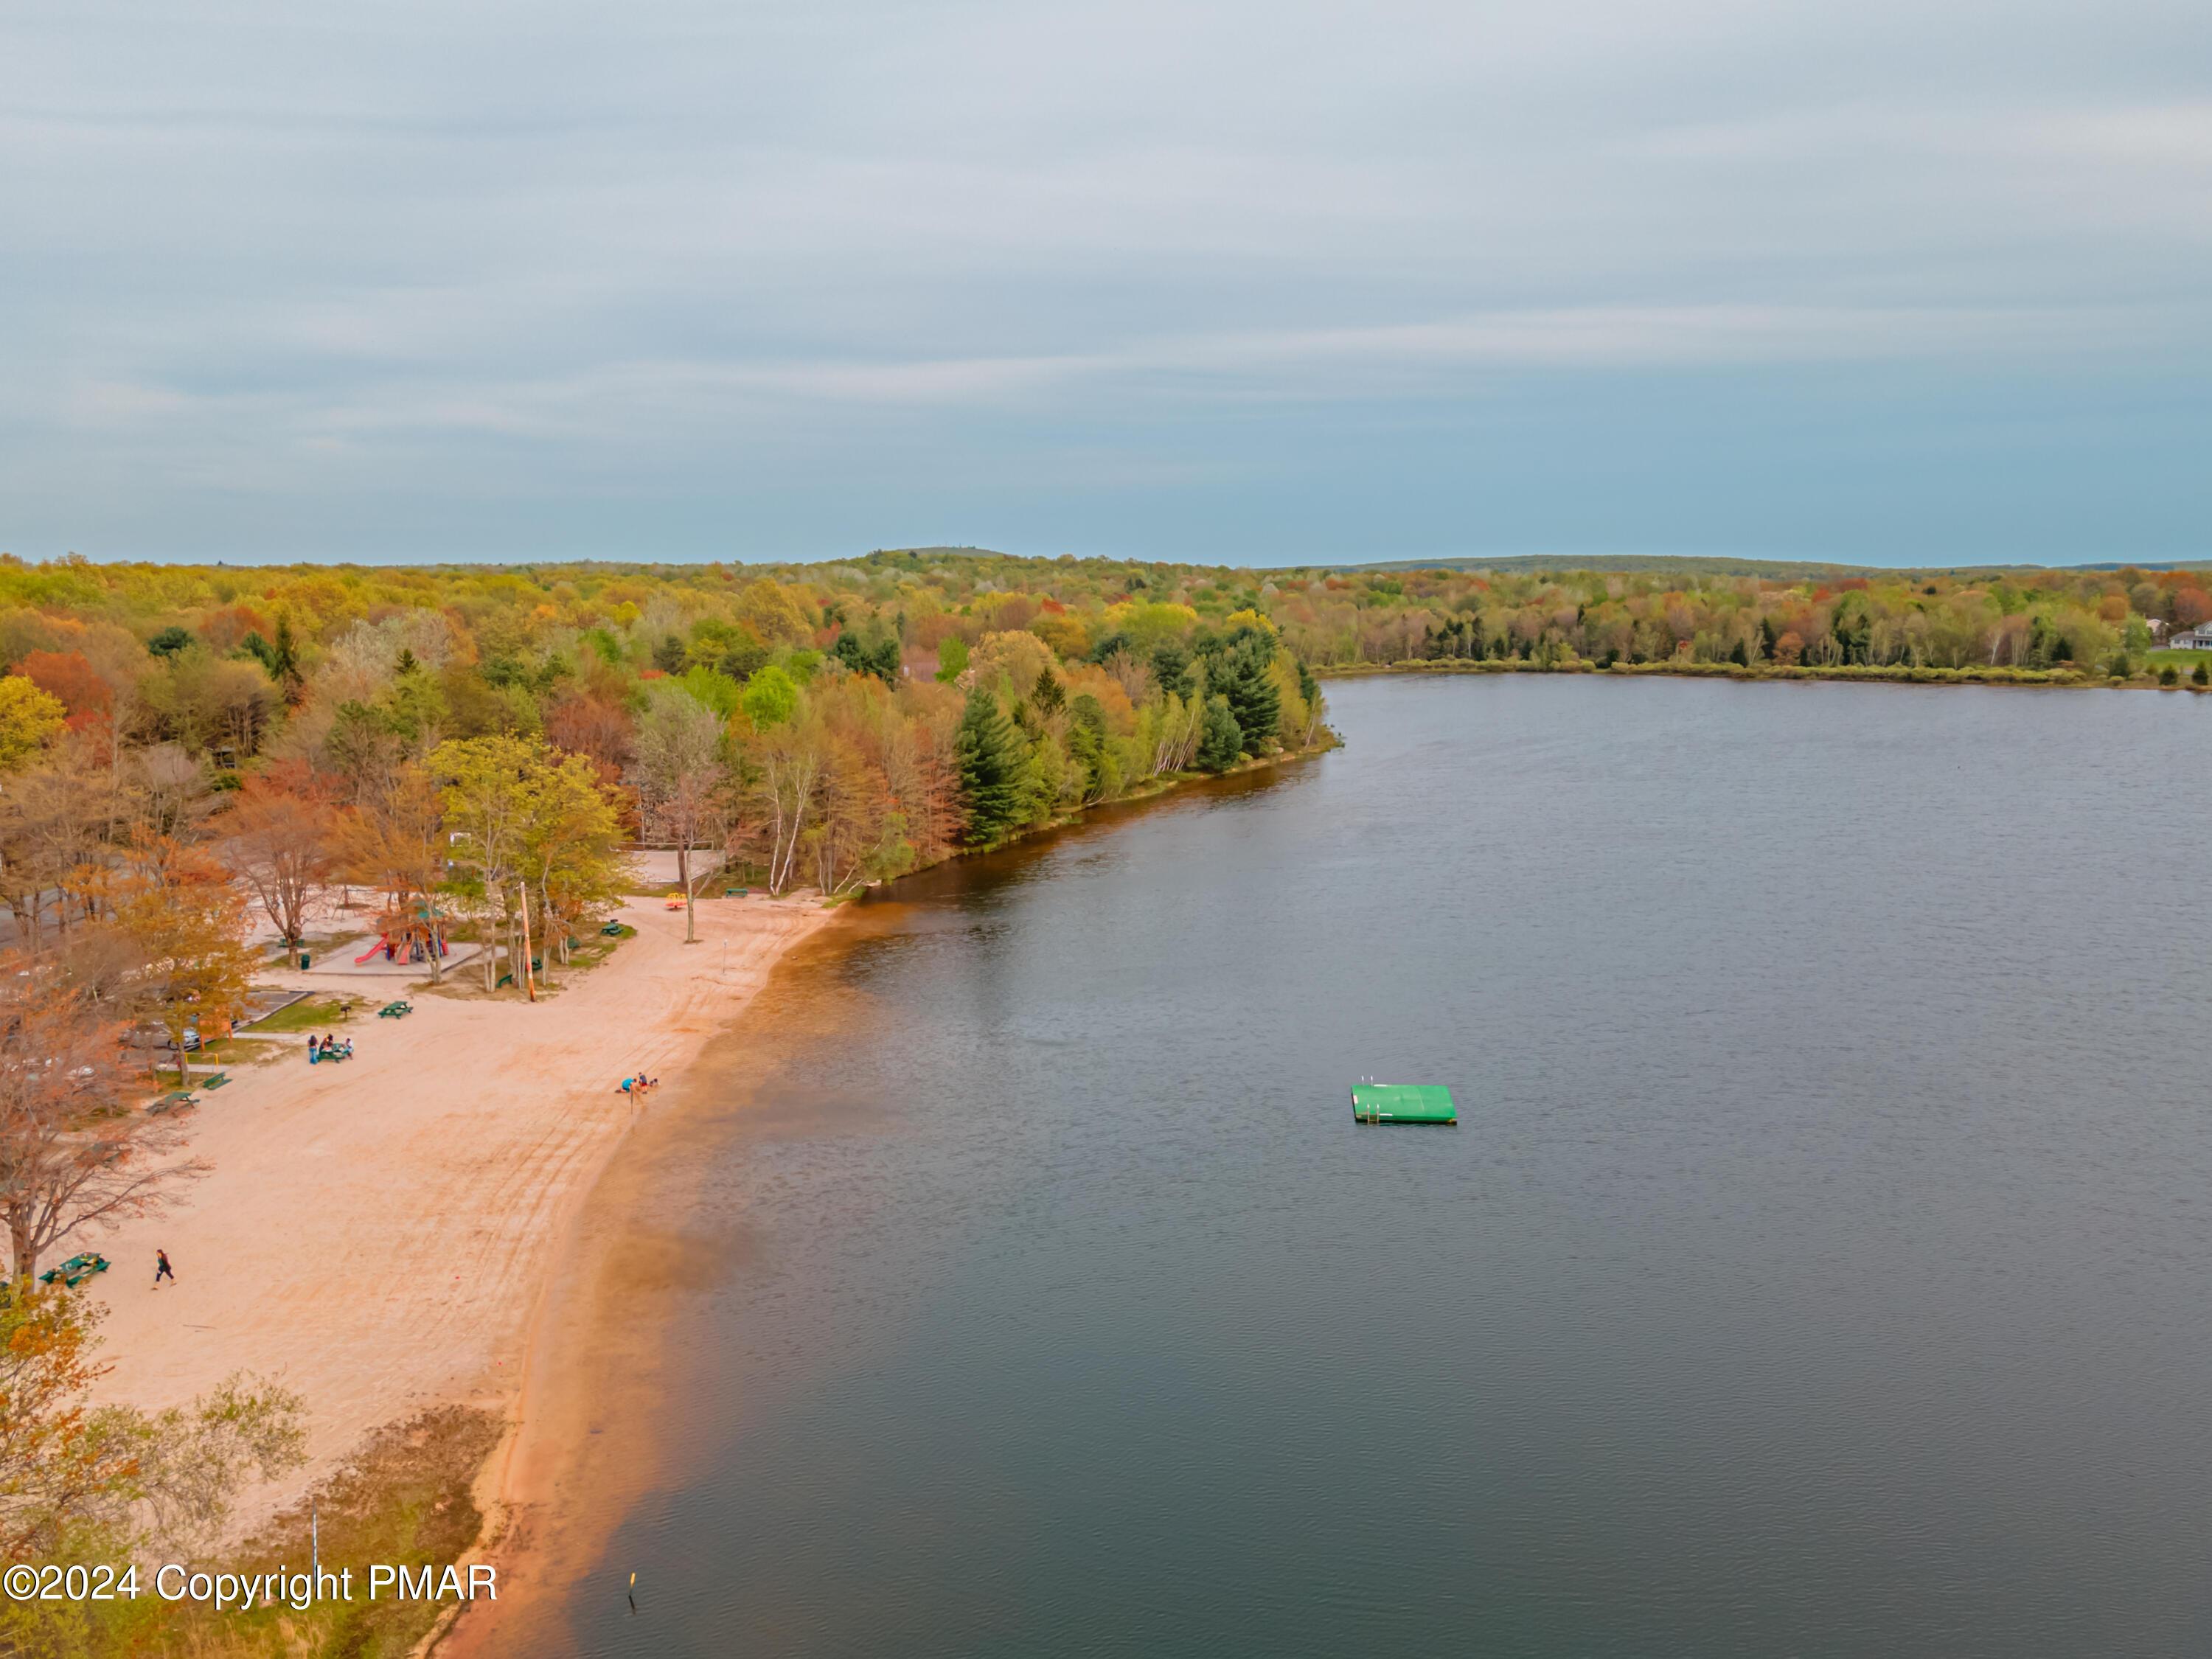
1032,665,1065,716
1067,693,1116,801
263,613,302,690
1151,642,1192,699
1222,638,1280,751
1195,694,1242,773
956,686,1028,844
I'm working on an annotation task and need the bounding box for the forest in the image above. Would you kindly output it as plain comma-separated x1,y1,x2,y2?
0,546,1337,1281
0,547,1331,948
1279,558,2212,681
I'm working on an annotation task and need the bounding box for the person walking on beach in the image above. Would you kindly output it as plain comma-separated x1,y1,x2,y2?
154,1248,175,1287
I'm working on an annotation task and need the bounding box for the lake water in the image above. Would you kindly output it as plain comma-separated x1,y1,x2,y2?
535,675,2212,1657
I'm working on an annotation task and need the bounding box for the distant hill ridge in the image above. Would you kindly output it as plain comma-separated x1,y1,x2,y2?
860,548,2212,580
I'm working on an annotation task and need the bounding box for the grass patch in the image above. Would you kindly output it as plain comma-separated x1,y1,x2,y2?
244,995,367,1034
2144,648,2212,672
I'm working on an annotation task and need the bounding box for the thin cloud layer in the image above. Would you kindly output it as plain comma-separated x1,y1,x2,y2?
3,0,2206,563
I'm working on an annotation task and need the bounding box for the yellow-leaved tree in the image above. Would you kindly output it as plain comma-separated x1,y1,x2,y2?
433,735,624,996
0,675,66,772
519,748,625,984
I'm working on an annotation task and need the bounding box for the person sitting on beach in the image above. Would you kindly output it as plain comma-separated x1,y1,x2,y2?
340,1038,353,1059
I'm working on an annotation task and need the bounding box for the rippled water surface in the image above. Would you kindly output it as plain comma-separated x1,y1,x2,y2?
551,677,2212,1657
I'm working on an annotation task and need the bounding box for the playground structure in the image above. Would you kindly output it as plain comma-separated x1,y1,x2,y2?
355,900,452,967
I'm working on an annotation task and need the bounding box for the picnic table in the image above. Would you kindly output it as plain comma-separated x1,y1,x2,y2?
40,1253,110,1288
378,1001,413,1019
150,1091,198,1114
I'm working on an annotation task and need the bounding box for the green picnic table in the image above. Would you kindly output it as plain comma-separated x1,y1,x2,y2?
378,1001,413,1018
40,1253,109,1288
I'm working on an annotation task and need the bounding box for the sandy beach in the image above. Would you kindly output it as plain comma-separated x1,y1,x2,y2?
86,892,838,1525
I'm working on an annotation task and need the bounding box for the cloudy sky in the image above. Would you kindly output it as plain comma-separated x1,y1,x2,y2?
4,0,2206,566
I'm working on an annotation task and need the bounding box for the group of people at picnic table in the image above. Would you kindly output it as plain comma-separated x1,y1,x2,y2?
620,1068,659,1096
306,1033,354,1063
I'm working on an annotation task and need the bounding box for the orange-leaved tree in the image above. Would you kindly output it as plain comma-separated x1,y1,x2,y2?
114,834,257,1085
0,1282,136,1557
0,957,204,1281
0,1282,305,1578
219,780,338,953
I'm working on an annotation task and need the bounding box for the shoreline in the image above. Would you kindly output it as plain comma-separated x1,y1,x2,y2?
86,891,843,1566
435,744,1336,1655
1315,657,2212,691
434,911,880,1656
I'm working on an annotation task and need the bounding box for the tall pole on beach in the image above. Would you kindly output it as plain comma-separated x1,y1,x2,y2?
516,880,538,1002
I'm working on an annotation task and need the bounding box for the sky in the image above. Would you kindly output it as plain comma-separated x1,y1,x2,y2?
3,0,2207,568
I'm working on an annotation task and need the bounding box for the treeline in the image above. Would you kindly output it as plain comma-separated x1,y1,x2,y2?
1265,563,2212,678
0,551,1329,926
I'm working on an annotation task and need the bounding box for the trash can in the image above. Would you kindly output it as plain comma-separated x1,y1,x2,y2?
299,952,311,970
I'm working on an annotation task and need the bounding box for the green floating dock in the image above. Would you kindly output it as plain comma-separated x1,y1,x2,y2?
1351,1083,1457,1125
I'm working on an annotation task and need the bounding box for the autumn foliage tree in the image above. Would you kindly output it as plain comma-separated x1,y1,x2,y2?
629,686,731,942
0,1283,304,1586
517,748,625,984
114,835,257,1083
434,735,625,994
0,674,65,771
0,1283,137,1557
220,782,338,951
0,961,205,1280
338,763,452,984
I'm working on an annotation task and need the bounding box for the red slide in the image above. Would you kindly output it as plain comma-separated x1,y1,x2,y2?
353,935,389,965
